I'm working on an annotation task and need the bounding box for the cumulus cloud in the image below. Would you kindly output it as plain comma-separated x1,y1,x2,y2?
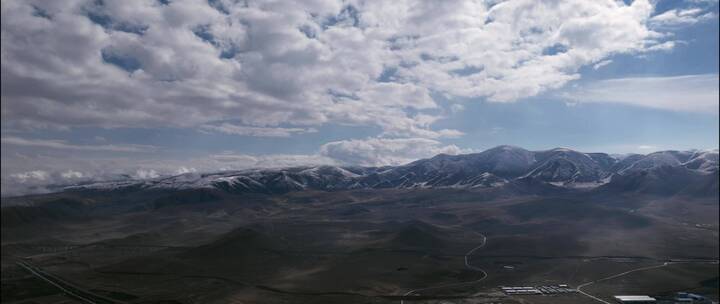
60,170,84,179
175,166,197,175
0,0,446,137
2,0,716,196
561,74,719,114
381,0,666,102
134,169,160,179
9,170,50,183
4,169,85,196
0,0,695,137
319,137,472,166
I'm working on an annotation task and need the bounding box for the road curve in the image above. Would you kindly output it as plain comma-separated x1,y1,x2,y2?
400,234,487,304
576,262,669,304
576,260,720,304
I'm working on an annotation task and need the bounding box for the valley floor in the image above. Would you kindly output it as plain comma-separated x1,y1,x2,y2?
2,188,718,303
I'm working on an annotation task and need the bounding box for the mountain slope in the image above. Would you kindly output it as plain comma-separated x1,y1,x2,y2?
58,146,718,197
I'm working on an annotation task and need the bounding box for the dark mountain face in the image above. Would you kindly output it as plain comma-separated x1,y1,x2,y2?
609,154,646,173
523,148,609,183
684,150,720,172
0,198,90,227
602,164,719,197
52,147,718,198
618,151,694,174
586,153,618,171
463,145,537,177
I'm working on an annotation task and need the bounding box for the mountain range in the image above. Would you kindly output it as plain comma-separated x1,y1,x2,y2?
61,146,719,197
2,147,718,304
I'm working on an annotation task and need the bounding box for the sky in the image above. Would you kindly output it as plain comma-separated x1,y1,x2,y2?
1,0,719,196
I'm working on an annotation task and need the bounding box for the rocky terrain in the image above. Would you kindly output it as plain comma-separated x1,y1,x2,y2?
56,146,719,197
2,146,718,304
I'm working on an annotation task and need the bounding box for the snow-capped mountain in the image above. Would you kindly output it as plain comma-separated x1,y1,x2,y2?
617,150,692,174
683,149,720,173
64,146,719,196
520,148,610,184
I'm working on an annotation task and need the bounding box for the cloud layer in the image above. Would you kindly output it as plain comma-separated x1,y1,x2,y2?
2,0,717,196
1,136,157,152
1,0,694,135
562,74,720,113
319,137,470,166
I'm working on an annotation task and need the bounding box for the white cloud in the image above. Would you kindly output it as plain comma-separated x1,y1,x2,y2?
204,152,339,169
319,137,472,166
0,149,338,196
561,74,719,113
593,59,613,70
1,136,156,152
200,123,317,137
1,136,474,195
2,0,715,195
649,8,716,27
175,167,197,175
644,40,677,52
10,170,49,183
134,169,160,179
4,170,54,196
0,0,694,138
381,0,667,102
637,145,659,151
60,170,84,179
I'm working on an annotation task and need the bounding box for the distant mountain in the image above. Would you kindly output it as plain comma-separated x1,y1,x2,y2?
683,149,720,173
521,148,610,184
61,146,719,197
601,164,718,197
1,198,89,227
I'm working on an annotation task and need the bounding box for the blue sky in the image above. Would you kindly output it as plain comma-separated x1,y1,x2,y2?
1,0,718,195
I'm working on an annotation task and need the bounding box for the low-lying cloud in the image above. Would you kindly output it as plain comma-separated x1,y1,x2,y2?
1,136,468,196
319,137,471,166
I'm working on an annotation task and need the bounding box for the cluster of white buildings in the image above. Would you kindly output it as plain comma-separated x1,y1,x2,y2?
613,292,710,304
500,286,542,295
500,284,576,295
614,295,657,303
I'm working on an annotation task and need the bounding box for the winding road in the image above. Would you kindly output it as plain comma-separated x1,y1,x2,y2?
16,237,717,304
400,234,487,304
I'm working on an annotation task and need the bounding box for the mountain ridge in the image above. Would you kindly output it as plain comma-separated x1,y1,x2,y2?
55,146,719,197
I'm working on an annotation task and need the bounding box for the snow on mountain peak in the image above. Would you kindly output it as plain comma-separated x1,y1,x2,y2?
60,147,718,195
